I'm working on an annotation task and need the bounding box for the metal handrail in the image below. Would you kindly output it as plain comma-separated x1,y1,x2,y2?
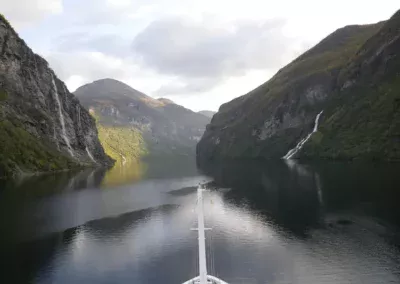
181,186,229,284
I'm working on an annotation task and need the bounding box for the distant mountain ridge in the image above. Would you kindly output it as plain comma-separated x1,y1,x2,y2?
75,79,211,161
198,110,216,118
197,9,400,164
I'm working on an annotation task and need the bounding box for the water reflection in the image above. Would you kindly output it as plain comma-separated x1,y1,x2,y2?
201,159,400,234
1,204,198,284
0,168,106,197
2,159,400,284
0,156,202,243
101,158,147,187
201,159,323,235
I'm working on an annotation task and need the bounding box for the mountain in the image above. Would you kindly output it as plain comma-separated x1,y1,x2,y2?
0,14,112,179
74,79,210,162
197,10,400,165
198,110,216,118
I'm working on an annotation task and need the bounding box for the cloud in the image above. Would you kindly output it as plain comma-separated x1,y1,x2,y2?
13,0,399,112
47,51,130,83
0,0,62,27
53,32,131,58
45,49,170,94
132,18,291,80
154,77,221,96
47,15,292,96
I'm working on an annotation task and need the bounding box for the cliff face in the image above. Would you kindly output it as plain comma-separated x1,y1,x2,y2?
197,10,400,165
0,15,112,178
300,10,400,160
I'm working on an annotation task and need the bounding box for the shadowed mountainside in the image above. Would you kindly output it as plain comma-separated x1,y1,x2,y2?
0,14,112,179
197,10,400,164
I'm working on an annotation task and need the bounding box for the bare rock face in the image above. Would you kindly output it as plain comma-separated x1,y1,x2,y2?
0,15,112,176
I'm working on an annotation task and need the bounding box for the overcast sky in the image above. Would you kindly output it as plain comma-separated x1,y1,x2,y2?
2,0,399,111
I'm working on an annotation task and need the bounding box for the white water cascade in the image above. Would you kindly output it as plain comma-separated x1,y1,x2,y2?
51,75,74,157
85,147,96,163
283,110,324,160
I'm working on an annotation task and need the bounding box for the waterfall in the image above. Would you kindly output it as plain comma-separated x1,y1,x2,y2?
86,147,96,163
51,74,74,157
283,110,323,160
121,153,127,166
53,124,59,150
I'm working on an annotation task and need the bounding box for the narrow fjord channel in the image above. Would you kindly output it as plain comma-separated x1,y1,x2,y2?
1,158,400,284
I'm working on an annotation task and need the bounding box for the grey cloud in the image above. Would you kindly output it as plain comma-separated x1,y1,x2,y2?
67,0,154,27
65,0,125,26
0,0,62,27
46,52,128,82
155,77,221,96
53,32,131,57
131,18,291,81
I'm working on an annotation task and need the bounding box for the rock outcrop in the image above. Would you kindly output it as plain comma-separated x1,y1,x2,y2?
0,15,112,178
197,10,400,165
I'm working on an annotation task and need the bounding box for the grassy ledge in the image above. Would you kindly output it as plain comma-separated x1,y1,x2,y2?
0,118,76,179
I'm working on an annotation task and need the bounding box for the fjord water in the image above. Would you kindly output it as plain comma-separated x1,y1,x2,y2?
1,158,400,284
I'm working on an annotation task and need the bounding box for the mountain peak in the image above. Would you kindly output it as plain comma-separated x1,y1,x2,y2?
74,78,149,101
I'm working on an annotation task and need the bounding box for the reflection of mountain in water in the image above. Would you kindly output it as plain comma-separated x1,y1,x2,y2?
201,160,323,235
200,160,400,234
2,159,400,284
1,168,106,197
100,155,199,187
0,204,182,284
101,158,147,187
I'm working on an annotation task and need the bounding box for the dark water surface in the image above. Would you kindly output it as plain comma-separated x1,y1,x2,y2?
1,157,400,284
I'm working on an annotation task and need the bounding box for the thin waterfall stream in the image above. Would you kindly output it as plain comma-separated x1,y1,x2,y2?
51,74,74,157
283,110,323,159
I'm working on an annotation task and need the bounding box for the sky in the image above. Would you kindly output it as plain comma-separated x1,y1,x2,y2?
1,1,399,111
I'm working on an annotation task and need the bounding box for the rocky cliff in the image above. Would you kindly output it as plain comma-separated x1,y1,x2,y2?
0,15,112,179
75,78,210,159
197,10,400,164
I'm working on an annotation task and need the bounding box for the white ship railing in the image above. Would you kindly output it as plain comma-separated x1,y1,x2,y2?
181,186,228,284
181,275,229,284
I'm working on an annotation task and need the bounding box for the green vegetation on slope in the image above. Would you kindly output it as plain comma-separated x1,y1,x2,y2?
244,24,383,104
0,89,8,101
213,23,384,129
0,13,11,27
0,117,76,179
301,79,400,161
90,110,147,163
299,11,400,161
92,110,148,186
197,19,395,163
283,24,384,78
97,124,147,163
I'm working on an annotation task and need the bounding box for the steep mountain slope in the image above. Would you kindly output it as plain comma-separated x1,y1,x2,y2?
301,10,400,160
197,11,400,164
75,79,210,160
198,110,216,118
0,15,112,179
